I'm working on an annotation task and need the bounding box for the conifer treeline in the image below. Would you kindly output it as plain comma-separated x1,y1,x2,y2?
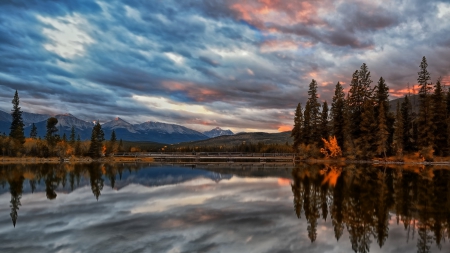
292,56,448,161
2,90,123,158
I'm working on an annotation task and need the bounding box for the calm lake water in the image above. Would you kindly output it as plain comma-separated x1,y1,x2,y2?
0,163,449,253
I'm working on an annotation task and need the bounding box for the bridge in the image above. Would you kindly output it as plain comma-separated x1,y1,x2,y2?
113,152,297,163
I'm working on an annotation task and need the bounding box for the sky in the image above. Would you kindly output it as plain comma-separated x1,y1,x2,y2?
0,0,450,133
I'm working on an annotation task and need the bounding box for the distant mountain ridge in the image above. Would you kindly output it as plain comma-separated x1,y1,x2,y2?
0,110,209,144
203,127,234,138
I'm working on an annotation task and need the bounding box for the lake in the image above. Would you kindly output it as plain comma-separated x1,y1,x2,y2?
0,163,449,253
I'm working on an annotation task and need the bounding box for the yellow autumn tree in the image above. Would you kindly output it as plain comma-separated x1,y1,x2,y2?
320,136,342,158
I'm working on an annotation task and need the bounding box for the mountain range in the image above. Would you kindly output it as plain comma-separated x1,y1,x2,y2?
0,110,234,144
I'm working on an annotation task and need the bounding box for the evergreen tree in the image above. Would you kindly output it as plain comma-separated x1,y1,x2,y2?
45,117,59,148
9,90,25,145
374,77,390,119
319,101,329,142
416,56,434,148
291,103,304,151
331,82,346,148
62,133,67,142
118,138,123,152
110,130,117,143
303,101,312,145
446,87,450,117
401,95,414,151
306,79,321,144
432,79,448,156
376,103,389,159
88,122,105,158
347,70,363,141
358,63,374,102
359,100,377,158
29,123,38,139
69,126,76,145
393,101,404,156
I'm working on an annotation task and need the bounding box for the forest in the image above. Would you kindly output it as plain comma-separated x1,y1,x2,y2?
1,91,123,158
292,56,449,161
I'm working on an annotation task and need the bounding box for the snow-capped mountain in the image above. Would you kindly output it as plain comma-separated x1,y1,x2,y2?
203,127,234,138
102,117,137,133
0,111,50,125
0,110,210,144
54,114,93,130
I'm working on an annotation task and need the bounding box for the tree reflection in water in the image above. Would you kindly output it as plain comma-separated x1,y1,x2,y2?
291,164,450,253
0,163,142,227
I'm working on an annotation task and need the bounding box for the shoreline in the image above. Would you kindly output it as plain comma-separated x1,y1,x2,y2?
0,156,155,164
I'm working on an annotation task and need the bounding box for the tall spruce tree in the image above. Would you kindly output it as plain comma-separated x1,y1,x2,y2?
393,101,404,156
347,70,363,141
306,79,321,144
69,126,76,145
88,122,105,158
376,103,389,159
401,95,414,151
110,129,117,143
30,123,38,139
303,101,312,145
416,56,434,148
331,82,346,148
319,101,329,142
446,87,450,117
45,117,59,148
9,90,25,145
374,77,390,118
359,99,377,159
358,63,373,102
432,79,447,156
291,103,304,151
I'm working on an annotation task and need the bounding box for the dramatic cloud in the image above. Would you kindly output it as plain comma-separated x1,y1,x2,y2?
0,0,449,132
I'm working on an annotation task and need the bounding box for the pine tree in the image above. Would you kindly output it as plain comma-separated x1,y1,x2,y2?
45,117,59,148
319,101,329,142
359,100,377,159
30,123,38,139
432,78,448,156
62,133,67,142
331,82,346,148
69,126,76,145
347,70,363,141
416,56,434,148
376,103,389,159
291,103,304,151
110,129,117,143
446,87,450,117
358,63,373,102
88,122,105,158
401,95,413,151
303,101,312,145
374,77,390,119
9,90,25,145
393,101,404,157
306,79,321,144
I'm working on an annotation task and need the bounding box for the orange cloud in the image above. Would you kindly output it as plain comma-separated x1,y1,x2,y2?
278,125,292,132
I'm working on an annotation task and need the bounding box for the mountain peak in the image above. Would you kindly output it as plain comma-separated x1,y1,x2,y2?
203,127,234,138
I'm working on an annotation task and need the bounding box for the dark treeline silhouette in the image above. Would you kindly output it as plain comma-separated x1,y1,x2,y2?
292,56,449,161
164,141,294,153
292,164,450,253
2,90,123,158
0,163,143,227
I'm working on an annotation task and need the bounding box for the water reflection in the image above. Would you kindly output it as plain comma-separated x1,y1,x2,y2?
1,163,449,252
291,164,450,253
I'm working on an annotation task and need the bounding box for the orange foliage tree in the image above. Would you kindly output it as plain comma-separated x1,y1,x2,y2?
320,136,342,158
